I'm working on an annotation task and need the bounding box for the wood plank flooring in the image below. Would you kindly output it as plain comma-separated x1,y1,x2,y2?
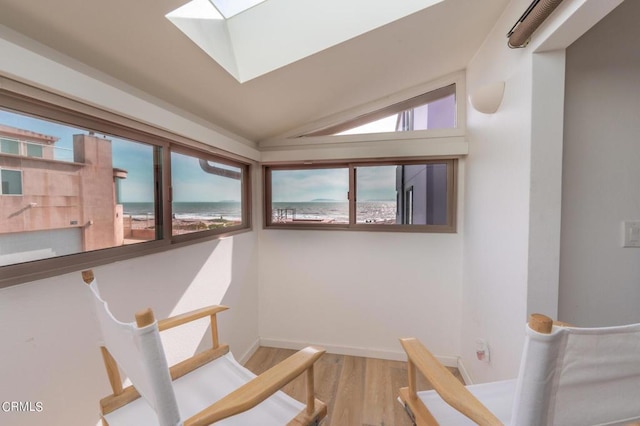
244,347,464,426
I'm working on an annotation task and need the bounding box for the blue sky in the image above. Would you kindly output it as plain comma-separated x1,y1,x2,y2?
271,168,349,202
171,152,241,202
356,166,397,201
0,109,240,203
271,166,396,202
2,108,397,203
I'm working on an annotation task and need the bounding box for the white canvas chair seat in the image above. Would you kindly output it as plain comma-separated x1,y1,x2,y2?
104,353,305,426
399,314,640,426
414,380,516,425
81,270,326,426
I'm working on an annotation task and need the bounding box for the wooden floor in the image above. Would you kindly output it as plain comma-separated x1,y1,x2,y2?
244,347,464,426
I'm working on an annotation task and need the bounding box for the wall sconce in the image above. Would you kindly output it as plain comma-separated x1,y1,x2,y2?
469,81,505,114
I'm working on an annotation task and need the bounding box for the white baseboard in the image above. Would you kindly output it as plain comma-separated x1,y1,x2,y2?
457,357,473,385
259,337,459,368
237,338,261,364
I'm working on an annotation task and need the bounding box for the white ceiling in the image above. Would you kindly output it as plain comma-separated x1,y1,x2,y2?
0,0,510,142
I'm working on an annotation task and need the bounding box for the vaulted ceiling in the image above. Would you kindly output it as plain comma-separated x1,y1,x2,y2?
0,0,510,142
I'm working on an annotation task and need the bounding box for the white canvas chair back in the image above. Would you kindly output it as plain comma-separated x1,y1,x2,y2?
86,277,181,426
512,318,640,425
399,314,640,426
84,270,327,426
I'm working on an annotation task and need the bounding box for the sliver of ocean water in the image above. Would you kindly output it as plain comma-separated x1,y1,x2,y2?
273,201,396,223
123,201,396,223
123,202,242,221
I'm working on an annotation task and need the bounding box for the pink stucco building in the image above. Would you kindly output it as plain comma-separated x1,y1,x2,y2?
0,125,126,264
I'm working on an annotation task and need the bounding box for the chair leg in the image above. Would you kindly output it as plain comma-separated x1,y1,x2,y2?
403,402,417,426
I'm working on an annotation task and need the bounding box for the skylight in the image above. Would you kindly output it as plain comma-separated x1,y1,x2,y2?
209,0,267,19
167,0,445,83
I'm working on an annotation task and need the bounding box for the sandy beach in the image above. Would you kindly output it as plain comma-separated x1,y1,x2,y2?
126,216,240,238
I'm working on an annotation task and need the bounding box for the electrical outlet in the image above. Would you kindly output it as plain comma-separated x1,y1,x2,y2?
476,339,490,363
622,221,640,247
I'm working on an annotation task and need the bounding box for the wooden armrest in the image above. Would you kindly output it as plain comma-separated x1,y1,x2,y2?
400,338,503,426
157,305,229,331
184,346,326,426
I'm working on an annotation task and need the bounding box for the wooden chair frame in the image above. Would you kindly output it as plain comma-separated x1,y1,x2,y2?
82,270,327,426
399,314,640,426
398,314,555,426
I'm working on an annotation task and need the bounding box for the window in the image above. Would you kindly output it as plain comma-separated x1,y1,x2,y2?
355,163,450,226
26,142,43,158
171,149,249,237
264,159,456,232
404,186,414,225
0,107,162,267
1,169,22,195
1,137,20,155
1,138,46,158
269,167,349,224
301,84,456,137
0,89,251,286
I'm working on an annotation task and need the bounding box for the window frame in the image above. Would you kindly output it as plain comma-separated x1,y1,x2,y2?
263,158,457,233
264,163,350,229
0,84,253,288
259,71,467,155
169,145,251,243
300,84,457,137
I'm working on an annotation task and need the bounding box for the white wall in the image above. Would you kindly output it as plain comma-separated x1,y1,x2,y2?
257,74,468,364
463,3,534,379
0,234,259,426
259,228,463,361
462,0,622,383
0,4,629,425
559,0,640,327
0,29,261,426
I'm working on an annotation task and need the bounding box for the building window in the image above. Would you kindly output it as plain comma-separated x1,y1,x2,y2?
1,169,22,195
1,138,46,158
264,159,456,232
171,149,249,237
1,137,20,155
404,186,414,225
26,142,43,158
0,91,251,286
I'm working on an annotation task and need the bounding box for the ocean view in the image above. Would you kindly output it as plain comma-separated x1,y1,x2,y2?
123,200,397,224
124,201,242,222
273,201,396,223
